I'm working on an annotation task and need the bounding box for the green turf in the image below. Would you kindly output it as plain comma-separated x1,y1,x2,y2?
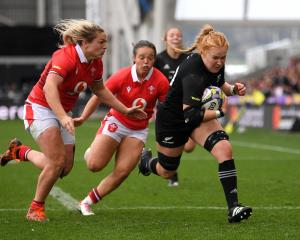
1,120,300,239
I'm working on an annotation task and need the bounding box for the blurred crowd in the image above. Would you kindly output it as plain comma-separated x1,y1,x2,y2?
1,57,300,106
230,57,300,106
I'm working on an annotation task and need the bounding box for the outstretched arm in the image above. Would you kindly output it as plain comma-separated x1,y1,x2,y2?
74,95,100,127
44,73,75,135
94,80,147,117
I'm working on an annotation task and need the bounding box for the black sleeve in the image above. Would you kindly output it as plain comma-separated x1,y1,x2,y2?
182,74,206,107
216,67,225,87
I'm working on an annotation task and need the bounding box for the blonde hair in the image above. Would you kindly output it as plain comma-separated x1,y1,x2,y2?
54,19,105,48
178,24,228,54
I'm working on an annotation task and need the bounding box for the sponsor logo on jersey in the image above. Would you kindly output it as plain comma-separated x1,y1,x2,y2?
66,81,87,95
163,64,170,70
53,65,62,70
162,136,174,144
108,123,118,132
126,86,131,93
132,98,147,110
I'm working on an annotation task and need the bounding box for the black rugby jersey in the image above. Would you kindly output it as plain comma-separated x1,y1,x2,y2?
154,50,187,82
163,53,225,114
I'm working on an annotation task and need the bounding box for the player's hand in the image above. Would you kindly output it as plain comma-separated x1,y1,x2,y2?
73,116,85,127
60,115,75,135
234,83,246,96
125,106,147,119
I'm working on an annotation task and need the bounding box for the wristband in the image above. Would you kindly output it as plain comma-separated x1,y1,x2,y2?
216,110,224,118
230,85,236,95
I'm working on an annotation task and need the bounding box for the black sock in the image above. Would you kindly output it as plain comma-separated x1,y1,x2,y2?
149,157,158,175
218,159,238,209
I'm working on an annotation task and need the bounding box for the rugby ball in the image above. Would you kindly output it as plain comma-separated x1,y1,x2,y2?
201,86,225,110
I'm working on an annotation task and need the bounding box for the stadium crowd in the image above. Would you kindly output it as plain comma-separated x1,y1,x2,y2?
2,57,300,107
234,57,300,106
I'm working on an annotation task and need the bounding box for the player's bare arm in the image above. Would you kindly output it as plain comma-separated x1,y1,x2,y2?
43,73,75,135
92,79,147,119
74,95,100,127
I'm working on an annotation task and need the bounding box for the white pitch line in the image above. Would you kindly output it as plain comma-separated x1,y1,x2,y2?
1,206,300,211
95,206,300,210
0,208,60,211
231,141,300,154
48,187,300,212
47,186,300,212
49,186,80,211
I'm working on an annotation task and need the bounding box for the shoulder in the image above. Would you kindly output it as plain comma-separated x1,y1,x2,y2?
108,66,131,80
115,66,131,76
52,45,76,65
156,50,168,58
152,68,169,85
155,50,169,62
178,53,201,73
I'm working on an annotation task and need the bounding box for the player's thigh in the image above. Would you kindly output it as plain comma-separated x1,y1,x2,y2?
156,144,185,157
89,134,119,167
184,138,196,152
115,137,144,172
192,120,232,160
64,144,75,167
36,126,66,162
191,119,223,146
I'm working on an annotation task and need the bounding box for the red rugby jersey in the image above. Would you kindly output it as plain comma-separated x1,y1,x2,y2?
105,65,169,130
27,44,103,112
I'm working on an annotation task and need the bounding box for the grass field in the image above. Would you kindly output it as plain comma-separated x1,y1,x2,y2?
0,120,300,240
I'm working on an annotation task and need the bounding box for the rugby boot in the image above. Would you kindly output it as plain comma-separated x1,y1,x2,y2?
0,138,23,166
228,203,252,223
138,148,152,176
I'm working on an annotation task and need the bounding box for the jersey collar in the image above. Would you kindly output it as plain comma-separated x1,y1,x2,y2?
75,44,89,63
131,64,153,82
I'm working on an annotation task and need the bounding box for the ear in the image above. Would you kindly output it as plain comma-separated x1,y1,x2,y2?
81,40,89,49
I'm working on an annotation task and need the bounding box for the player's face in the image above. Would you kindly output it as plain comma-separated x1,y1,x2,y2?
201,46,227,73
166,28,183,49
83,32,107,61
134,47,155,78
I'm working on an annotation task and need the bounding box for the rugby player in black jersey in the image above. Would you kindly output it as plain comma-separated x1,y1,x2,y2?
139,24,252,223
155,27,196,187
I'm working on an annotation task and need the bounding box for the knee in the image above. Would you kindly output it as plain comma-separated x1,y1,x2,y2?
184,144,196,153
204,130,229,152
157,165,176,179
157,152,181,177
48,152,66,171
84,148,105,172
213,142,233,161
60,162,74,178
86,160,102,172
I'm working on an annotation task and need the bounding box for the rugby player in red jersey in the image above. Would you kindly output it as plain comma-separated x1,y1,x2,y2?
0,19,146,222
74,40,170,215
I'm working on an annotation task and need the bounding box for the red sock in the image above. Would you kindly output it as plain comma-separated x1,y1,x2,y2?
88,188,101,204
18,145,31,161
